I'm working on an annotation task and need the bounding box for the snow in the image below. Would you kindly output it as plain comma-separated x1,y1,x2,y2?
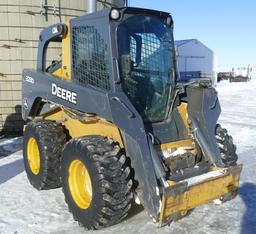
185,170,225,187
1,80,256,234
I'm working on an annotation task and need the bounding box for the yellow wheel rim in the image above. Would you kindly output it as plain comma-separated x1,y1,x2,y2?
68,160,93,209
27,137,40,175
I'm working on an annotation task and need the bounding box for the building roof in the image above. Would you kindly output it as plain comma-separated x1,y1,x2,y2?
174,39,196,47
175,39,214,53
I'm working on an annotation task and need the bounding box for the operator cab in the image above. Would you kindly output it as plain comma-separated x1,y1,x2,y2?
116,10,176,123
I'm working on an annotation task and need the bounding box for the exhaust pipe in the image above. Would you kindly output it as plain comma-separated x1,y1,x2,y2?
88,0,97,13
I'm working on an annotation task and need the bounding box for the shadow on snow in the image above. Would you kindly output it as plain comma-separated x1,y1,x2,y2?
0,159,24,184
0,137,23,158
239,183,256,234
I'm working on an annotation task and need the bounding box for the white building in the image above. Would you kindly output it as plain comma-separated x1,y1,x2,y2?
175,39,217,84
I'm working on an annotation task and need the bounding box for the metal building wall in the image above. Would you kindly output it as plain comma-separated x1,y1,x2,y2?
0,0,87,136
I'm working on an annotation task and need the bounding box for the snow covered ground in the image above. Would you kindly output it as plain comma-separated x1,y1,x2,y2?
0,80,256,234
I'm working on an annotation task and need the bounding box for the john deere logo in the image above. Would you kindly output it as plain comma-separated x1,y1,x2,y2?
51,83,77,104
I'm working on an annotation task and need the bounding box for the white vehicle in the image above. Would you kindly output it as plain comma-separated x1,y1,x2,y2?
230,65,252,82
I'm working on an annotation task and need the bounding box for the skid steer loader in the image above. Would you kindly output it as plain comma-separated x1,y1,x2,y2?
22,6,242,230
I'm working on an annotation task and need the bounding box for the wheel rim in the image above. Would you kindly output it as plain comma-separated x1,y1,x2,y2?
27,137,40,175
68,160,93,209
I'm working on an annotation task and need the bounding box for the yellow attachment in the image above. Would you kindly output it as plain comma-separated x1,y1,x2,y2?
27,137,41,175
43,108,124,147
159,164,242,226
68,160,93,209
61,19,71,80
177,102,189,129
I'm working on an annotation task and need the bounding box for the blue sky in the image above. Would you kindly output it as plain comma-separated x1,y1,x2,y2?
129,0,256,70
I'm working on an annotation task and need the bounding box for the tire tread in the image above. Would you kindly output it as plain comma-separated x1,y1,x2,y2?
24,120,67,190
62,136,133,230
216,124,238,166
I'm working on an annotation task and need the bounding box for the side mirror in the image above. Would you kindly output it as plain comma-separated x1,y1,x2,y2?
121,54,131,77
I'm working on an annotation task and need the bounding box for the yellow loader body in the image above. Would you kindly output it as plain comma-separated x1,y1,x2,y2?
160,164,242,226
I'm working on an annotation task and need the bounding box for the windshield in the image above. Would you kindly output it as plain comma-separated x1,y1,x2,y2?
117,15,175,122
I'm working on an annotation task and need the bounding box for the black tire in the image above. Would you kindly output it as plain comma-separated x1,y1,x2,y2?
61,136,133,230
215,124,238,166
23,120,67,190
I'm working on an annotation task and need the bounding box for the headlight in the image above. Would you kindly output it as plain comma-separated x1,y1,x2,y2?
110,8,121,20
